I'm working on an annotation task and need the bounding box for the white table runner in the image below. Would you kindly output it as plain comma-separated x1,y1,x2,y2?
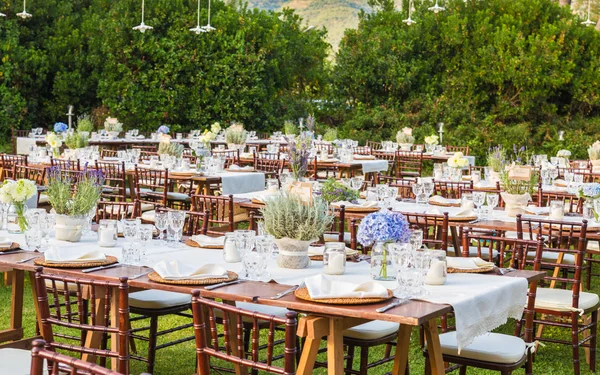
217,172,265,195
16,137,37,155
360,160,389,174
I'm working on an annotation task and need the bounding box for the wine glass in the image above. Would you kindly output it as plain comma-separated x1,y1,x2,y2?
350,176,364,191
473,192,487,218
167,211,186,246
550,168,559,185
154,211,169,242
486,194,499,219
235,230,256,278
411,182,424,204
409,229,424,250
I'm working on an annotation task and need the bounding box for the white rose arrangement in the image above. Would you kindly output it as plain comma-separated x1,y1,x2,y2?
45,132,63,158
447,152,469,168
0,179,37,232
396,128,415,144
104,117,123,133
198,122,221,144
424,134,439,145
588,141,600,160
556,150,571,158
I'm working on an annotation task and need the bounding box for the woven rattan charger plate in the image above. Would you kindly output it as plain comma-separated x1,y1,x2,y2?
147,271,237,285
294,287,393,305
341,206,380,213
227,168,256,173
0,242,20,253
448,215,478,222
428,199,460,208
34,256,118,269
184,239,223,249
447,266,494,274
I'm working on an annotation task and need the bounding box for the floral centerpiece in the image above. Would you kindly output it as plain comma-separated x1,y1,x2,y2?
396,128,415,151
53,122,68,134
65,132,89,150
198,122,221,146
45,132,63,158
358,210,410,280
447,152,470,181
157,125,170,134
158,141,184,157
556,149,571,168
323,128,338,142
589,141,600,172
0,179,37,233
320,178,360,205
104,117,123,138
77,114,94,138
486,145,507,183
499,146,537,217
261,195,333,269
46,167,104,242
424,134,439,145
578,183,600,220
285,132,312,180
225,123,247,150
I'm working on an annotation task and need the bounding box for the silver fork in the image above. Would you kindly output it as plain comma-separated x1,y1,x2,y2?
129,269,153,280
16,256,38,264
270,282,305,300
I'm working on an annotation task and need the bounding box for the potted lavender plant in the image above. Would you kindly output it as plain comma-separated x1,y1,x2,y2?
285,133,312,181
46,167,104,242
358,210,411,280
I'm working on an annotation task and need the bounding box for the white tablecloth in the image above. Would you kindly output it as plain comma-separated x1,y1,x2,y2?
218,172,265,195
359,160,389,174
16,138,37,155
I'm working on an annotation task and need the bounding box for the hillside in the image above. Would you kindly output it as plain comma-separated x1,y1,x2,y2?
246,0,372,50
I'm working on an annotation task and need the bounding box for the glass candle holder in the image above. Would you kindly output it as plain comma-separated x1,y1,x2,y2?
549,200,564,221
97,219,118,247
424,250,447,285
223,232,241,263
323,242,346,275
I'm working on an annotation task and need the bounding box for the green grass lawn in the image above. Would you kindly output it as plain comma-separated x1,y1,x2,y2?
0,273,597,375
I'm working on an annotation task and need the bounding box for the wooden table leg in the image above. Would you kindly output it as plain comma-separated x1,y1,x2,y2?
424,319,444,375
82,286,109,365
391,325,413,375
0,269,25,344
327,318,345,375
296,316,328,375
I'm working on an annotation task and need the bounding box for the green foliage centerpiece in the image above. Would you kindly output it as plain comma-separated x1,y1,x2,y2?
261,194,333,269
0,179,37,233
499,145,537,217
396,128,415,150
225,123,247,150
320,178,360,205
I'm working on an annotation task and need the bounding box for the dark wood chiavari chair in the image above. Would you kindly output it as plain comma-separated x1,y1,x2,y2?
423,236,544,375
380,176,416,200
131,145,158,153
100,148,118,159
353,146,372,155
536,186,584,214
1,153,28,180
33,268,130,374
324,205,346,243
516,215,599,375
433,181,473,199
182,150,198,165
96,161,128,202
191,194,236,235
139,151,158,162
96,200,141,221
50,157,80,171
212,149,241,168
446,145,470,155
366,141,382,151
395,151,423,179
372,151,397,177
403,212,449,251
314,143,334,155
191,291,298,375
182,210,210,236
135,166,168,222
254,156,285,181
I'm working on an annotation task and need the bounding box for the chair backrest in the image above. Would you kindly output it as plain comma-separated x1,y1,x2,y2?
96,161,127,201
1,154,28,179
395,151,423,178
191,291,298,375
30,339,142,375
191,194,235,235
536,186,584,214
366,141,381,151
50,158,80,171
314,143,333,155
254,157,284,180
212,149,240,168
353,146,372,155
460,182,504,207
433,181,472,199
380,176,416,199
100,149,118,159
12,165,46,186
403,212,449,251
183,210,210,236
461,228,517,264
132,145,157,153
33,268,130,374
139,151,158,161
326,206,346,243
96,200,141,221
372,152,397,176
446,145,469,155
516,215,588,309
134,166,168,208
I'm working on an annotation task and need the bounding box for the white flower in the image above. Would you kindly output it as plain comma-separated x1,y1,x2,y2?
402,127,413,136
447,153,469,168
557,149,571,158
424,135,439,145
45,132,63,149
211,122,221,134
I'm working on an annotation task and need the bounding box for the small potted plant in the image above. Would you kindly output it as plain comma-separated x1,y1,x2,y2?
396,127,415,151
46,167,104,242
320,178,360,205
158,141,184,157
225,123,248,150
588,141,600,172
64,132,89,160
486,145,507,184
77,114,94,138
0,179,38,234
261,195,333,269
556,149,571,168
357,210,411,281
104,117,123,139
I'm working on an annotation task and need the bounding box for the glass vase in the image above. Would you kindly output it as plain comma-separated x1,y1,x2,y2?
370,241,396,281
7,203,28,234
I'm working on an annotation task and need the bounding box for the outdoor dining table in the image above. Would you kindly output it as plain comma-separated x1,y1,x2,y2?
0,231,545,375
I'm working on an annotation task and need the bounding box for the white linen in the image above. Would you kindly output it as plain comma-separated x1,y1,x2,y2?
218,172,265,195
44,248,106,263
418,274,527,353
331,201,378,209
190,235,225,248
429,196,461,206
360,160,389,174
353,154,376,160
304,274,389,300
0,237,12,248
16,137,37,155
233,190,279,202
524,206,550,216
153,260,228,280
446,257,494,270
307,246,354,256
228,164,255,172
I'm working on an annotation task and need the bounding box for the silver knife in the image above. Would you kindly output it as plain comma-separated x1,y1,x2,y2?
270,282,305,300
16,256,38,264
129,270,153,280
376,298,408,313
82,264,120,273
204,279,243,291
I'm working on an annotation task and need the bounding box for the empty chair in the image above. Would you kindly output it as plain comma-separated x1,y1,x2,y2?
446,145,470,155
191,194,237,235
433,181,472,199
395,151,423,178
96,161,128,202
50,157,80,171
1,154,28,180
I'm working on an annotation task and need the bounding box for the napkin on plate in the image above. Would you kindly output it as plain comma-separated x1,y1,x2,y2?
454,207,475,217
331,201,378,209
304,274,389,300
553,179,567,187
228,164,254,171
446,257,494,270
0,237,12,249
525,206,550,216
190,235,226,248
44,248,106,264
353,154,375,160
428,196,461,206
153,260,229,280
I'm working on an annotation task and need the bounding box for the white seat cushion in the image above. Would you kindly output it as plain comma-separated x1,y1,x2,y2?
214,302,288,323
0,348,46,375
141,210,155,223
45,279,78,292
140,203,155,212
526,251,575,265
448,246,498,259
129,290,190,310
344,320,399,340
324,232,352,245
439,331,526,364
167,192,191,201
535,287,599,313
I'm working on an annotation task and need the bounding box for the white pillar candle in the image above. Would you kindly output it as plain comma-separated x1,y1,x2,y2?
472,174,481,185
550,206,564,221
325,253,345,275
98,227,117,247
425,259,447,285
224,242,241,263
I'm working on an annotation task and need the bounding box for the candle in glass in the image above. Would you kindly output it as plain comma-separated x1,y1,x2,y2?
550,200,564,220
323,242,346,275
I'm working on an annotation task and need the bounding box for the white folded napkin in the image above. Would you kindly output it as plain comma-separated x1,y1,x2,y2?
190,235,226,248
428,196,461,206
304,274,389,300
525,206,550,216
240,152,253,159
454,207,475,217
446,257,494,270
553,179,567,187
153,260,229,280
136,135,145,139
44,248,106,264
353,154,375,160
0,237,12,248
228,164,254,171
425,208,443,215
331,200,378,208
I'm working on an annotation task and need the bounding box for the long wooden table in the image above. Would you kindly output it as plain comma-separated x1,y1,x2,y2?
0,250,545,375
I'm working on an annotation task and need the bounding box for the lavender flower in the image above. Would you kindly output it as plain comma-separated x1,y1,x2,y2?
285,134,312,180
357,210,411,246
54,122,68,133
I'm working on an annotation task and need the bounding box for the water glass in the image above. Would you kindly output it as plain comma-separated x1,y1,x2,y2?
243,248,266,281
154,211,169,241
389,243,414,269
396,267,424,299
167,211,186,245
24,228,42,251
409,230,424,250
122,242,144,265
137,224,154,243
121,218,140,242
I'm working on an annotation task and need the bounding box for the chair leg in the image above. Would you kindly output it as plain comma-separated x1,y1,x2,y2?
591,309,598,372
586,259,593,290
459,365,467,375
147,315,159,374
345,345,355,375
572,313,581,375
359,346,368,375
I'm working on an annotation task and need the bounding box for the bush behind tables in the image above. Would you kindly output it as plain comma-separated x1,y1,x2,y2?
332,0,600,163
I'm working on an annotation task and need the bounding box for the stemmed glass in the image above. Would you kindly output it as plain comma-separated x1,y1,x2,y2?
121,218,141,243
486,194,499,219
350,176,364,191
550,168,559,185
154,211,168,243
422,180,434,201
409,230,423,250
167,211,186,247
412,182,424,204
473,192,486,218
235,230,256,278
386,186,399,208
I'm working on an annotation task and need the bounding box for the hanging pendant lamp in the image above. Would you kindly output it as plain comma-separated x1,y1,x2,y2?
202,0,216,32
582,0,595,26
16,0,32,19
402,0,416,25
133,0,153,33
190,0,207,34
428,0,445,13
